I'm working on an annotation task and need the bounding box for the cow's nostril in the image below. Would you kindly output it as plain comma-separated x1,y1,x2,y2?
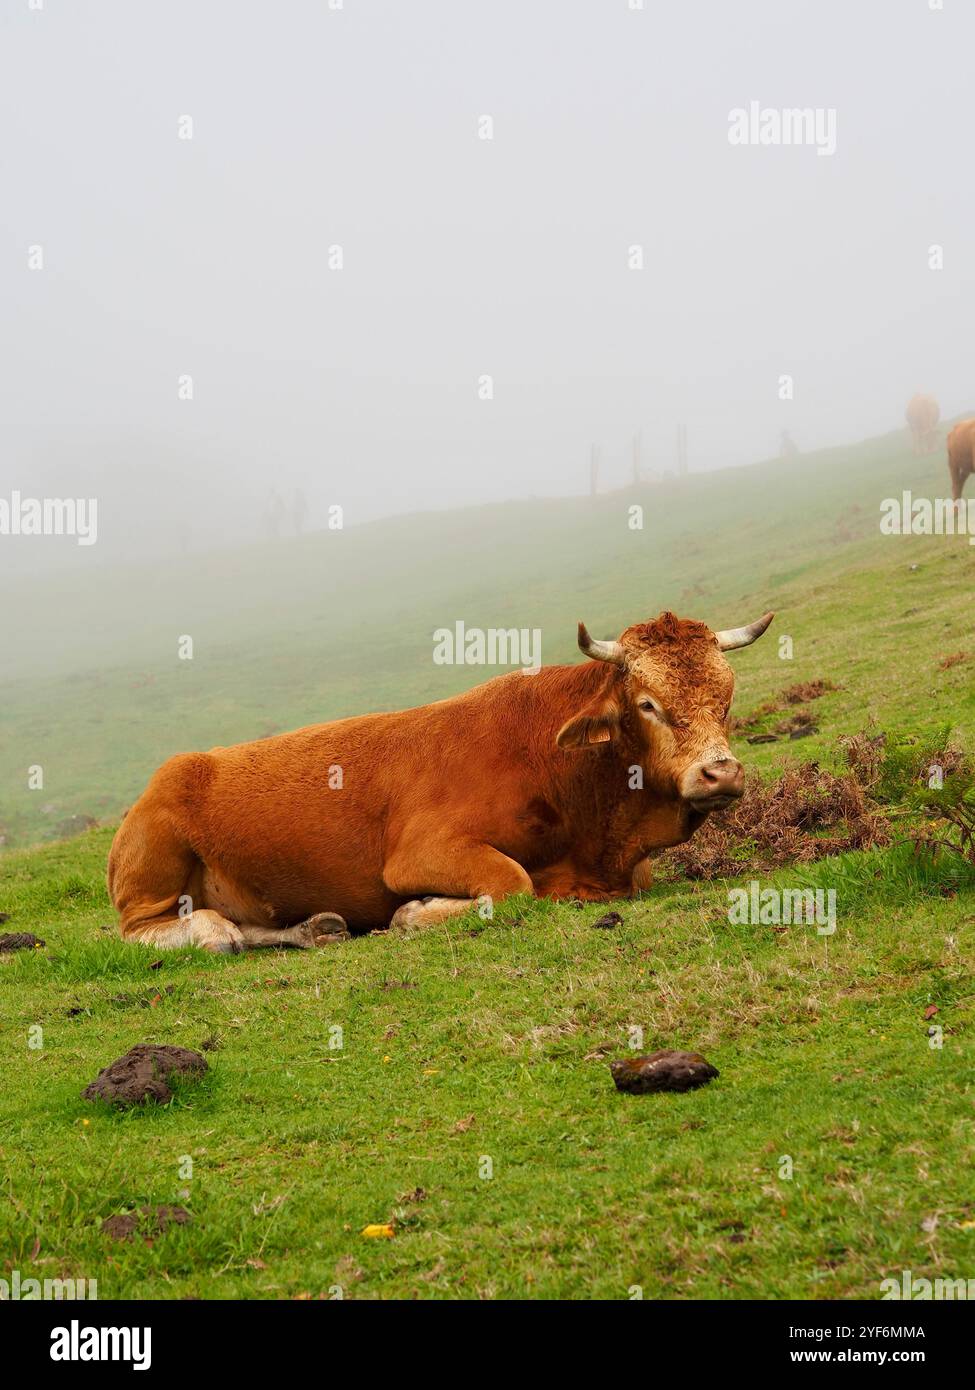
700,758,743,790
682,757,744,806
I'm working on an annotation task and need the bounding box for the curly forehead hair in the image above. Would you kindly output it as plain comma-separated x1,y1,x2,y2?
619,610,717,651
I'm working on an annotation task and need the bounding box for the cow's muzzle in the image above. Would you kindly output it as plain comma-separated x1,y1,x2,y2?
681,756,744,812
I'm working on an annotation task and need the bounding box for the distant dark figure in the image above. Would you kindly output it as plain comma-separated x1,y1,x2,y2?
947,418,975,501
292,488,308,536
264,489,286,540
779,430,799,460
905,393,940,456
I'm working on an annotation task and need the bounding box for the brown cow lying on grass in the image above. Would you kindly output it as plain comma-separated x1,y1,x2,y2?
108,608,773,951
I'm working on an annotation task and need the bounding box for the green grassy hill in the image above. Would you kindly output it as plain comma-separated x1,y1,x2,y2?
2,421,974,848
1,424,973,1299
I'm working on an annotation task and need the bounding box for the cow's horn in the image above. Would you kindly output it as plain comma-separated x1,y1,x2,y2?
714,611,775,651
578,621,626,665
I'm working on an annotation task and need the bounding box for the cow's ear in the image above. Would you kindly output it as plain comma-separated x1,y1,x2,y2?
556,698,621,750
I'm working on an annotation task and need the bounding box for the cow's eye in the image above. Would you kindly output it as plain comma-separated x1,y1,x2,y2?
637,699,662,719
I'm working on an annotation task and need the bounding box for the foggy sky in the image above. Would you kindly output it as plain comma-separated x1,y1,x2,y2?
2,0,973,571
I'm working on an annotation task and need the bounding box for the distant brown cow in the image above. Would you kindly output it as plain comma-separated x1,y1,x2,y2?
108,609,774,952
947,418,975,501
905,393,940,455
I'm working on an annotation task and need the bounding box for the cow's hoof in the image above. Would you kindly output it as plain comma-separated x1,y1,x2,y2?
389,899,424,930
198,922,244,954
294,913,350,947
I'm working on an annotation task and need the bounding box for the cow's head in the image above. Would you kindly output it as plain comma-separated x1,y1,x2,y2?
557,609,774,813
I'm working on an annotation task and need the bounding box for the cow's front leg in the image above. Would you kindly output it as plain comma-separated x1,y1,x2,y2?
383,837,533,929
388,896,483,929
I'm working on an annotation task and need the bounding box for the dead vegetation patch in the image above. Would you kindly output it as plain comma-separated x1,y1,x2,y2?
781,679,838,704
841,729,967,793
732,677,839,736
938,651,967,671
773,709,819,739
660,759,890,880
